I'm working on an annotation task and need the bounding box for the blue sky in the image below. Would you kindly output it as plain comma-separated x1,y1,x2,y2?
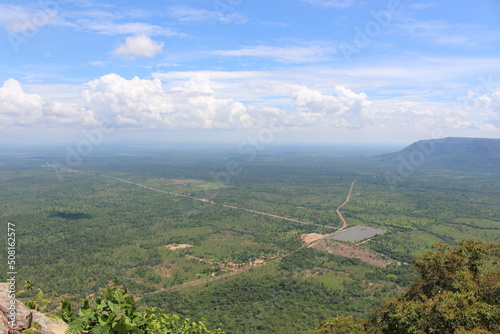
0,0,499,145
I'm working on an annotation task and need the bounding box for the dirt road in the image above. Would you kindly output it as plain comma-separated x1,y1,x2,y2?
336,181,355,230
99,174,338,230
144,181,357,294
49,164,347,232
48,164,357,294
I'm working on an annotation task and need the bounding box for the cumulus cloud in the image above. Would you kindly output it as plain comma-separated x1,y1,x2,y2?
287,84,372,127
113,34,164,59
83,74,375,129
480,87,500,112
0,74,381,131
0,79,95,128
423,85,500,131
476,87,500,128
0,79,43,126
83,73,253,129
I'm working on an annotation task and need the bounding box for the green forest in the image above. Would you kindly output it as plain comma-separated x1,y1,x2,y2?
1,144,499,333
15,240,500,333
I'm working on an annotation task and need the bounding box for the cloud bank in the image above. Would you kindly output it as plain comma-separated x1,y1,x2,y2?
83,73,251,129
1,74,499,134
0,79,95,129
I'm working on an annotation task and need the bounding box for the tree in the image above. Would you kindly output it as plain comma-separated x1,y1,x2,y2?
366,240,500,333
311,316,365,334
312,240,500,334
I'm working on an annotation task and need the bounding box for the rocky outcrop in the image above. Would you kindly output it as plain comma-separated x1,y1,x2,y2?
0,283,67,334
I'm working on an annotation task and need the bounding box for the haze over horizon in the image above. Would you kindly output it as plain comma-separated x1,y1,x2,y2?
1,0,500,146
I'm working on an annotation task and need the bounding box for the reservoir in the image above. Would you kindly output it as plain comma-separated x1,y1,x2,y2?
329,225,387,243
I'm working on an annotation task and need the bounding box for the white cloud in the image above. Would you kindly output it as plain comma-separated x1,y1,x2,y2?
113,34,164,59
89,61,106,66
0,79,95,128
213,43,336,63
154,70,265,82
0,2,187,45
0,79,43,125
82,74,253,129
167,6,247,24
75,20,184,37
4,72,496,135
134,66,500,133
0,3,59,33
22,75,43,83
15,4,186,37
458,90,476,101
475,87,500,128
393,17,500,47
287,84,372,127
489,88,500,112
367,101,475,134
28,73,374,130
152,70,270,101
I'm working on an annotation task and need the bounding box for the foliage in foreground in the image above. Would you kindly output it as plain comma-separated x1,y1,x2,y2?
313,240,500,334
312,316,365,334
59,283,223,334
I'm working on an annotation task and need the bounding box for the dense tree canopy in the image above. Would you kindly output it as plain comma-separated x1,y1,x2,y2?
314,240,500,334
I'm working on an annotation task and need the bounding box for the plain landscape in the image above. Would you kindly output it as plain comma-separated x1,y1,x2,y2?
1,137,499,333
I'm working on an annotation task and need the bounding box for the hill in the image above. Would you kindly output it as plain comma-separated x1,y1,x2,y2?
378,137,500,172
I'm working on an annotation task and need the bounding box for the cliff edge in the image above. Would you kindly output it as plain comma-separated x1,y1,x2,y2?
0,283,67,334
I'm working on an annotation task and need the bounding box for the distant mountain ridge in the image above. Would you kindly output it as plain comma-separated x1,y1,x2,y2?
379,137,500,172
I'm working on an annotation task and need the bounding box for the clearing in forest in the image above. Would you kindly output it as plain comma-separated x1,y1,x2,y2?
301,233,325,244
163,244,194,251
310,240,392,268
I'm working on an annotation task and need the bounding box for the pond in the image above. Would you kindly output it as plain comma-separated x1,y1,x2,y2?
329,225,387,243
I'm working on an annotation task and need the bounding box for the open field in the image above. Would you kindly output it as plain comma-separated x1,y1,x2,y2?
310,240,392,267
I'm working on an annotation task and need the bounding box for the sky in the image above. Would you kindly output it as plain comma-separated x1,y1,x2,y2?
0,0,500,146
